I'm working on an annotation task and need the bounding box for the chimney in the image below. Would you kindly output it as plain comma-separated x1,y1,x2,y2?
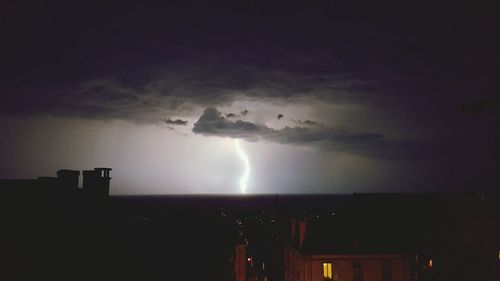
234,244,246,281
290,217,297,240
83,168,112,196
299,219,306,247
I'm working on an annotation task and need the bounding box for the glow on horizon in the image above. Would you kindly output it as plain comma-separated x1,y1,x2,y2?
234,139,250,194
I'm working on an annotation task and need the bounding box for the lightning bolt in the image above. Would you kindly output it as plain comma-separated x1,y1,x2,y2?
234,139,250,194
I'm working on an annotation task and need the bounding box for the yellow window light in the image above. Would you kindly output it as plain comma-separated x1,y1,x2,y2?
323,263,332,279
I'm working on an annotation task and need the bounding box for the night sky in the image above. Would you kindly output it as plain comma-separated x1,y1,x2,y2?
1,0,499,194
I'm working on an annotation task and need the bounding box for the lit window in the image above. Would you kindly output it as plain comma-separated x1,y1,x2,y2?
323,263,332,280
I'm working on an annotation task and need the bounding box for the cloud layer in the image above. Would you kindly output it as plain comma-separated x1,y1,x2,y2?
164,119,188,126
193,107,430,159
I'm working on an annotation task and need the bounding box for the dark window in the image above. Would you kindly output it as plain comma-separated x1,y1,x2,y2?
353,262,363,281
382,261,392,281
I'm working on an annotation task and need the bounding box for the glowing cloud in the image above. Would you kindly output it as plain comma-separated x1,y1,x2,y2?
234,139,250,193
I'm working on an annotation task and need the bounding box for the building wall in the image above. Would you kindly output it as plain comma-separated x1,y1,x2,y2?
285,246,309,281
310,255,409,281
285,246,410,281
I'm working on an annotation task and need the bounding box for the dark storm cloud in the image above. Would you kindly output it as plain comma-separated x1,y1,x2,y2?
0,1,496,152
460,97,500,115
3,0,497,124
0,0,498,192
292,119,322,127
193,108,273,141
301,120,320,126
193,108,430,159
1,0,498,125
0,58,384,124
164,119,188,126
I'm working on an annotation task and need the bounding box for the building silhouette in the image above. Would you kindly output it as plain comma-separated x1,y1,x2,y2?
57,169,80,189
1,172,499,281
284,216,411,281
0,167,112,197
279,193,500,281
83,168,112,196
0,168,113,281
